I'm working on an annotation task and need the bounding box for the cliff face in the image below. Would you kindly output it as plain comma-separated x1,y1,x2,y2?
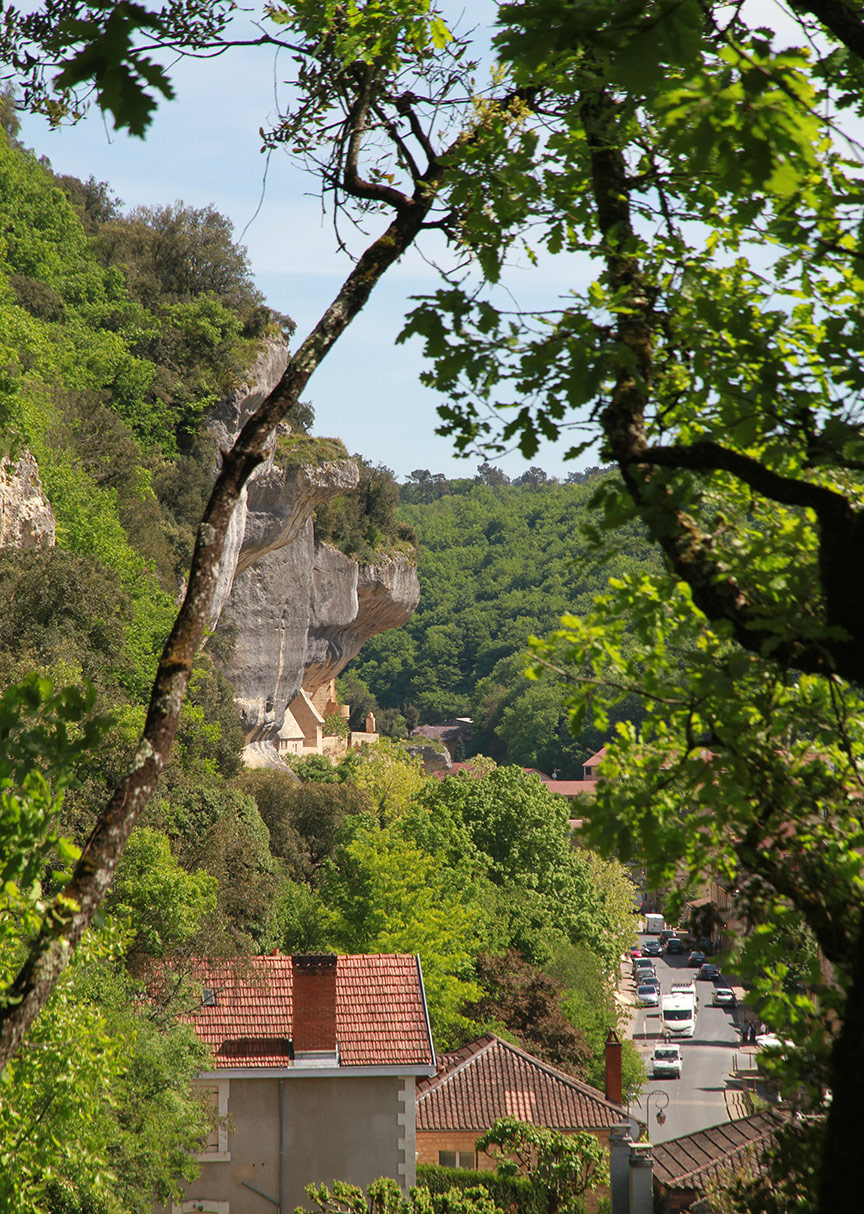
0,454,55,549
208,341,420,763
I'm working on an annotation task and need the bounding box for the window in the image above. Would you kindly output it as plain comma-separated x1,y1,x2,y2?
438,1151,476,1169
172,1202,230,1214
195,1080,230,1163
202,988,217,1007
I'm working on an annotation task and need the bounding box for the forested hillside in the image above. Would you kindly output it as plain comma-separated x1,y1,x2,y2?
0,124,644,1214
347,473,657,775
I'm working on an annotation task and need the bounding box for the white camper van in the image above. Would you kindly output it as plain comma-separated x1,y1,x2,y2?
644,912,665,935
661,982,698,1038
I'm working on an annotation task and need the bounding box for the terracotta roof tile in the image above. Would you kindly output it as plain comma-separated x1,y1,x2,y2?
416,1034,628,1132
181,954,434,1071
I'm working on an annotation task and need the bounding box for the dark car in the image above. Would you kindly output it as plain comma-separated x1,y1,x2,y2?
642,939,662,956
633,959,657,981
665,936,685,954
688,951,706,968
698,962,721,981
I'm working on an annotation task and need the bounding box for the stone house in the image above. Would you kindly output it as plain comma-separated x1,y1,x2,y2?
156,953,436,1214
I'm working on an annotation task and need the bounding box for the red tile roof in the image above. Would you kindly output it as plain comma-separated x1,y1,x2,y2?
544,780,597,798
182,954,435,1071
416,1034,628,1132
583,747,607,768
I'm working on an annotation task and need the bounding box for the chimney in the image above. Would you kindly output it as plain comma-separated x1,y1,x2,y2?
605,1029,623,1105
292,954,338,1054
629,1143,654,1214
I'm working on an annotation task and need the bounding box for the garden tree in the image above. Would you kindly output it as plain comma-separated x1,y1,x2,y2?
419,767,627,970
105,826,217,963
348,737,427,823
467,951,592,1079
549,943,644,1102
0,928,213,1214
322,822,485,1045
239,768,372,879
475,1117,608,1214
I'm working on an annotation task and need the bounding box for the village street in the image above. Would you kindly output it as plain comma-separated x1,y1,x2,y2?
621,947,746,1144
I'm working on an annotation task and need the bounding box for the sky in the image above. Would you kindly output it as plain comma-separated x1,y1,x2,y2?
17,4,599,483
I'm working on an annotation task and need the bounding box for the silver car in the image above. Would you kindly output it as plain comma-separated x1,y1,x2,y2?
637,983,660,1007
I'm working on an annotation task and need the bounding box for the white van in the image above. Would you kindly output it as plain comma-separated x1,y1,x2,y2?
661,983,698,1037
652,1042,682,1078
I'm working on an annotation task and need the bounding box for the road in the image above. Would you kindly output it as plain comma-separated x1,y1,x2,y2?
629,949,740,1144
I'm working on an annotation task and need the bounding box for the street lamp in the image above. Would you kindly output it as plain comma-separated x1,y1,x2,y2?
644,1089,670,1130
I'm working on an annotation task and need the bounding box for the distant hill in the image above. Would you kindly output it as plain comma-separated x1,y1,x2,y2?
346,471,656,777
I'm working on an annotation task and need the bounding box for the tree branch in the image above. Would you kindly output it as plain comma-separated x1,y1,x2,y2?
792,0,864,61
635,439,853,517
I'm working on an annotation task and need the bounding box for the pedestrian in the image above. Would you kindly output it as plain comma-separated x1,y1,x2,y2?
759,1021,767,1037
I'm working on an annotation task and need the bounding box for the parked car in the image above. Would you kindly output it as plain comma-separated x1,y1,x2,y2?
713,987,736,1007
698,963,721,981
652,1042,682,1079
640,976,661,991
665,936,685,954
637,984,660,1007
630,946,644,959
688,951,706,968
643,939,663,956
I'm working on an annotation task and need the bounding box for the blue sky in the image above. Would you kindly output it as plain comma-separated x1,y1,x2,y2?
18,5,598,481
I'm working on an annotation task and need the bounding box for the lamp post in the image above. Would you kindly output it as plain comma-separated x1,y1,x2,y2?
643,1089,670,1137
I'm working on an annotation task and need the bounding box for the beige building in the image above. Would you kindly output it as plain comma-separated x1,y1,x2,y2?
156,953,436,1214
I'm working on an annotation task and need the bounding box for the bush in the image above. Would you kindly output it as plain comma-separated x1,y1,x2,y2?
416,1165,551,1214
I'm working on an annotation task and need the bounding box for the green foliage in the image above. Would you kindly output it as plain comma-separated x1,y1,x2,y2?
240,769,371,880
0,673,109,943
469,952,591,1078
0,0,236,134
300,1177,503,1214
476,1117,608,1214
274,432,348,469
323,822,485,1046
349,473,651,771
552,944,643,1102
315,457,416,563
419,768,622,969
106,827,218,960
416,1165,549,1214
0,925,214,1214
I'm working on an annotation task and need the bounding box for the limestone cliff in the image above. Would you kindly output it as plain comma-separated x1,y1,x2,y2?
207,341,420,766
0,453,55,549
